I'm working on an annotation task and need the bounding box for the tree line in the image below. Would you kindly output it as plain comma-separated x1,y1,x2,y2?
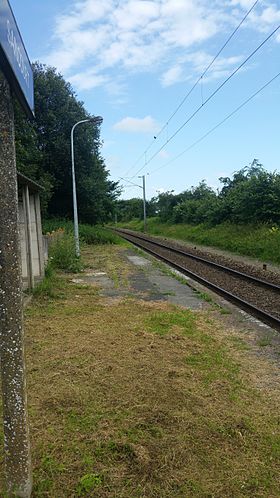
116,160,280,226
15,63,120,223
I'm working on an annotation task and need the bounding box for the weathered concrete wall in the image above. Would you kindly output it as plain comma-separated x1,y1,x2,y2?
19,200,28,282
28,195,40,276
18,185,45,290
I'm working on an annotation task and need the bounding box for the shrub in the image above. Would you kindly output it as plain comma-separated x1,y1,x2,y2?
43,219,120,245
49,232,82,272
79,224,120,245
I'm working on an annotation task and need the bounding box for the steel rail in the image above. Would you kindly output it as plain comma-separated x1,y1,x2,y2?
115,229,280,332
115,228,280,292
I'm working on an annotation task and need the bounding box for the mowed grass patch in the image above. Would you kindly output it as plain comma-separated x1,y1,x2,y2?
0,245,280,497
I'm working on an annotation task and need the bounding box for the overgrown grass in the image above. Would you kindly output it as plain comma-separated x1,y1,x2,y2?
118,218,280,265
43,219,121,245
33,231,82,298
32,263,63,299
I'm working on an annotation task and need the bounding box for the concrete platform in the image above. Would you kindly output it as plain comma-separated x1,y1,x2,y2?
126,253,203,309
75,249,204,310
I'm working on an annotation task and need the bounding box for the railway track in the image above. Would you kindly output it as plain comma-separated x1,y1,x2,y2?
114,228,280,331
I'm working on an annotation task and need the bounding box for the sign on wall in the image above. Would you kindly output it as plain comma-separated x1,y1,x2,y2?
0,0,34,117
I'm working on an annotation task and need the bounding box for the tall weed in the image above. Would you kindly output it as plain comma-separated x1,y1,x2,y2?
43,219,120,245
49,233,82,272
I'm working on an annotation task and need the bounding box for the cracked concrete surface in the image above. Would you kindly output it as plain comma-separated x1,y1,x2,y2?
76,249,204,310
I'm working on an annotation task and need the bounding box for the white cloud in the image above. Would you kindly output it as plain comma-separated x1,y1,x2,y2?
230,1,280,32
113,116,160,133
160,52,244,87
43,0,280,91
230,0,255,7
251,5,280,31
187,52,244,81
69,70,108,91
161,66,184,86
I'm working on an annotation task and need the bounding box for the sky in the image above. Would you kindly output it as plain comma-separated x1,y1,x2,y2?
10,0,280,200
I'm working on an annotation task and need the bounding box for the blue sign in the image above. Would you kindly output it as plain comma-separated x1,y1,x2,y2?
0,0,34,117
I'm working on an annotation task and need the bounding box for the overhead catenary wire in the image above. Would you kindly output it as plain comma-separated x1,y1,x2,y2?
122,0,260,178
132,22,280,178
154,0,260,136
148,70,280,175
118,176,142,188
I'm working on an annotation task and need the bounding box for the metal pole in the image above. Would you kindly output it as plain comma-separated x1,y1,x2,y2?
70,123,80,257
0,71,32,497
142,175,147,233
70,117,103,258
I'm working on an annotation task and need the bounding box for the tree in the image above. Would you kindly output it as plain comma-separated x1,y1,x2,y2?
14,63,120,222
219,160,280,224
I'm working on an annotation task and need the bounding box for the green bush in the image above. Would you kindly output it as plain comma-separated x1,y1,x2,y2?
42,218,73,235
43,219,120,245
48,233,82,272
79,224,120,245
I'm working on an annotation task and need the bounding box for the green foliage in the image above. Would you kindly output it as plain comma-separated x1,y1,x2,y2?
124,218,280,265
49,233,83,272
115,197,157,222
43,219,74,234
32,263,64,298
76,473,103,495
14,63,120,222
219,160,280,224
43,219,120,244
117,161,280,228
146,309,196,337
156,190,179,222
79,224,120,245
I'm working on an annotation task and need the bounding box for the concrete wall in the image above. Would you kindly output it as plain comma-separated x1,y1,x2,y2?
18,185,45,290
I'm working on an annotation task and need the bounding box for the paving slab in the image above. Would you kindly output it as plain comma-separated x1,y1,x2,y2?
126,252,203,309
75,249,205,309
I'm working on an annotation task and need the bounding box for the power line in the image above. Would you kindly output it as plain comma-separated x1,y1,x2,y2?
122,0,260,178
118,176,142,188
149,70,280,175
133,22,280,177
156,0,261,135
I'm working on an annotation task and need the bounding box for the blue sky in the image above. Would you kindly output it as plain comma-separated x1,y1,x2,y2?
10,0,280,199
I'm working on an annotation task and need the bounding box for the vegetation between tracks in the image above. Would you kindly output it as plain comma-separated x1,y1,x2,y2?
1,244,280,497
117,218,280,265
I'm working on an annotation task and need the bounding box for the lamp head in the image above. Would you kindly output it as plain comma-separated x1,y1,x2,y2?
89,116,103,125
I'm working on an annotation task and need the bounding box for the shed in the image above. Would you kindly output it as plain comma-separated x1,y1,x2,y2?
17,172,45,290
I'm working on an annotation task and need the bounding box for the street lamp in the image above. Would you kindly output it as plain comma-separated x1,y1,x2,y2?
138,175,147,232
71,116,103,257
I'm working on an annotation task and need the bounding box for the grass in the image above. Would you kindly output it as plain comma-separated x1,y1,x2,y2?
43,219,121,245
118,218,280,265
1,244,280,496
257,336,272,347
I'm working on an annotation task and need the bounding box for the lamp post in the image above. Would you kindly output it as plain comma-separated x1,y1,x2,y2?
71,116,103,257
138,175,147,232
